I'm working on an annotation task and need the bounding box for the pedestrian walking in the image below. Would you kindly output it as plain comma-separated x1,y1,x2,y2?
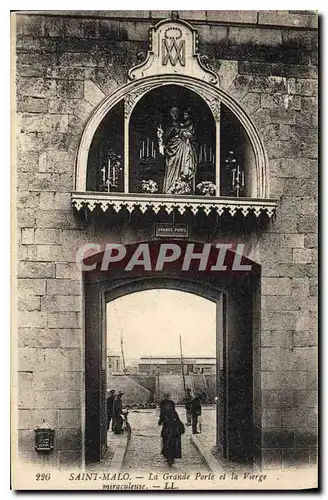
191,394,202,434
158,406,185,466
106,389,115,431
112,391,124,434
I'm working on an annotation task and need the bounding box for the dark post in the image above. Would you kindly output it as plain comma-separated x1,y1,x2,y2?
179,335,187,401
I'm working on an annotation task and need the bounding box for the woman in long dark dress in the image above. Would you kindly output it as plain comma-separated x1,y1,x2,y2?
112,391,124,434
158,408,185,466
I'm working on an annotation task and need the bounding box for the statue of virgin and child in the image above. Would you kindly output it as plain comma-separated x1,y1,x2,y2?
157,107,198,194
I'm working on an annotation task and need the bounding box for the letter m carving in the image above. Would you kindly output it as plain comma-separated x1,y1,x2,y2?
162,39,185,66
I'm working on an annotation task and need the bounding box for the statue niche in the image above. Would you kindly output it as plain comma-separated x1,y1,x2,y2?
129,85,216,196
86,100,124,193
158,107,198,194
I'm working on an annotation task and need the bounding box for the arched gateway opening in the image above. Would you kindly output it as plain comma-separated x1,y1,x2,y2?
84,241,260,468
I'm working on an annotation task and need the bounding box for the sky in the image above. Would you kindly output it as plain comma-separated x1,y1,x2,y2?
106,289,216,365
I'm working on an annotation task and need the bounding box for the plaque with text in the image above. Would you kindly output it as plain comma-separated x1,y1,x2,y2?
155,223,190,239
34,429,54,452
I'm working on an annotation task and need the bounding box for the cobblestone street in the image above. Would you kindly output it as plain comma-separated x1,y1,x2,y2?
122,407,216,473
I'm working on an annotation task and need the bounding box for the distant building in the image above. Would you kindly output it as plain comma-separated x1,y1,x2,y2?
125,364,138,374
138,356,216,375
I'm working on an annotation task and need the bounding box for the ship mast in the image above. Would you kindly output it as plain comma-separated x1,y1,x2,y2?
179,335,187,398
120,330,127,374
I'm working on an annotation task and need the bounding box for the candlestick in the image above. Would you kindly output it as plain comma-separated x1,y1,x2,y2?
101,165,106,184
113,164,116,186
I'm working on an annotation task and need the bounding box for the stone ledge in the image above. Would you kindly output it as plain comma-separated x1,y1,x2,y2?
258,11,318,29
108,427,131,471
206,11,258,24
14,11,318,30
72,192,277,219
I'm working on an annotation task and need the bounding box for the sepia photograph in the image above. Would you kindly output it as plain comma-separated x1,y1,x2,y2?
11,8,318,491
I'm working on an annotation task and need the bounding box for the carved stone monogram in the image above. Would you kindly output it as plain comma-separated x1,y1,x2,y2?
162,38,186,66
162,27,185,66
128,19,219,85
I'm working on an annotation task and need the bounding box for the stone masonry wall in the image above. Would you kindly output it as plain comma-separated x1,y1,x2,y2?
15,11,318,469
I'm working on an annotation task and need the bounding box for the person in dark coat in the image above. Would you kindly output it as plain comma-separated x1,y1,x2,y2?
190,394,202,434
158,408,185,466
112,391,124,434
106,389,115,431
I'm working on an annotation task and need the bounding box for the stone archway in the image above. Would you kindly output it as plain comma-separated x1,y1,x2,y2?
83,242,260,466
